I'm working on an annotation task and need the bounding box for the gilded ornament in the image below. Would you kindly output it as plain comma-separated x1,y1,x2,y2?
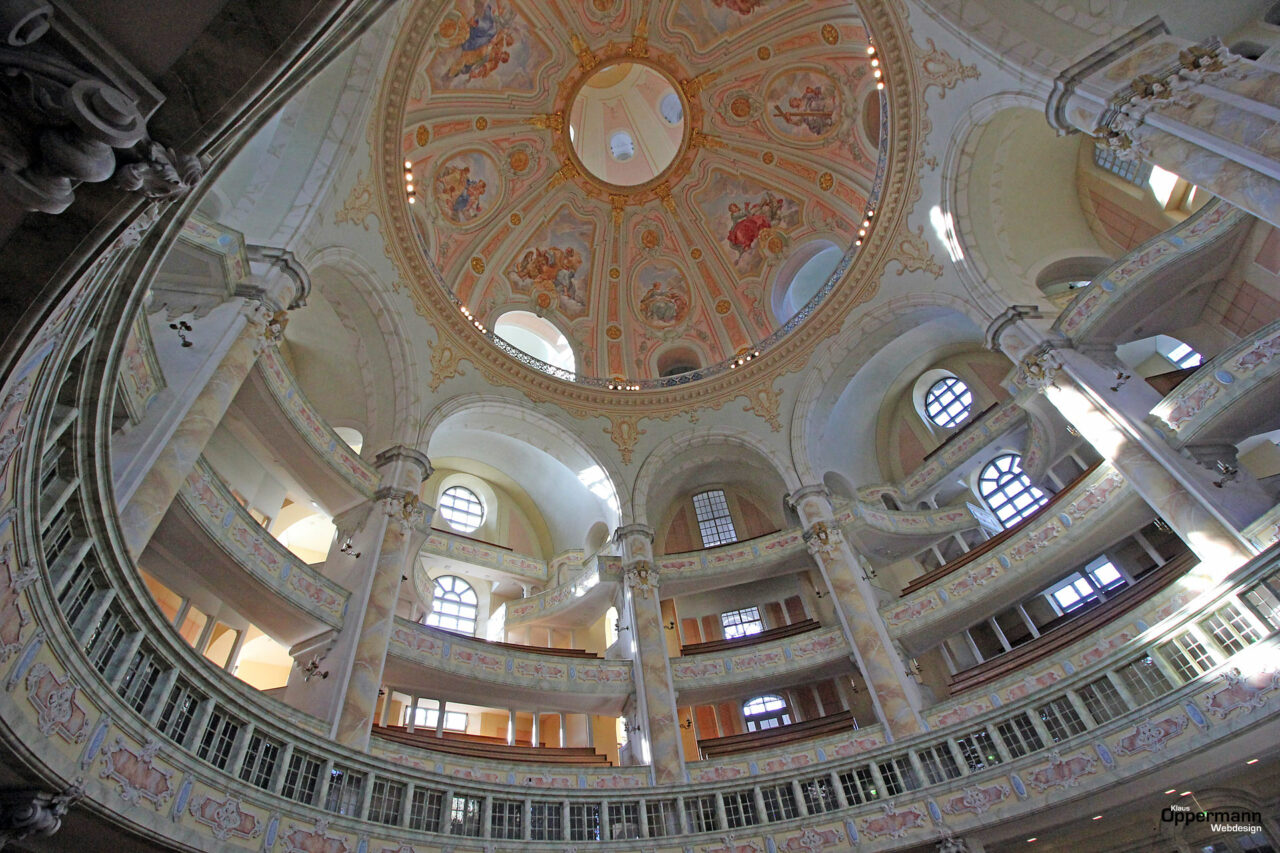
415,125,429,147
508,149,530,172
761,152,774,164
606,324,622,340
474,116,488,131
730,96,753,119
821,23,839,45
641,229,660,249
690,247,702,260
509,212,522,225
609,267,620,279
470,256,485,274
715,299,731,315
818,171,834,191
757,46,771,61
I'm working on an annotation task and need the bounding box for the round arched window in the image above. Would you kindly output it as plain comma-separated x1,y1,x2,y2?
924,376,973,428
743,694,792,732
425,575,479,636
439,486,484,533
978,454,1048,529
609,131,635,161
659,92,683,125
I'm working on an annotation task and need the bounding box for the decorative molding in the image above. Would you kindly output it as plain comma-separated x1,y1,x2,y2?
916,37,979,97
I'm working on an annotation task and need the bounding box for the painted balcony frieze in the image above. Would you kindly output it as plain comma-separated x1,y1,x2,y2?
883,464,1133,640
670,626,851,695
368,739,650,790
255,347,380,496
1244,503,1280,552
1149,318,1280,445
1054,198,1250,343
656,528,808,584
422,528,550,583
387,618,633,698
177,457,349,627
501,557,621,627
116,313,165,424
848,500,981,538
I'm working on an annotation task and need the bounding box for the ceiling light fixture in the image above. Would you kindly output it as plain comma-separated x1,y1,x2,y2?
1164,789,1176,794
1092,815,1102,820
1246,758,1259,765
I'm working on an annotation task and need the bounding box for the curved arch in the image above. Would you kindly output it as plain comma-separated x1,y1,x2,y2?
789,292,990,486
632,426,801,525
420,394,628,538
488,305,577,374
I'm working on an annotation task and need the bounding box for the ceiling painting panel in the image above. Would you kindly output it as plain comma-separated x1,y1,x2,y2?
418,1,558,99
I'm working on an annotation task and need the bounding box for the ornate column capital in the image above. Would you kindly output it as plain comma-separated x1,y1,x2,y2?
0,781,84,846
614,523,654,543
622,560,659,598
1017,344,1064,391
802,520,846,560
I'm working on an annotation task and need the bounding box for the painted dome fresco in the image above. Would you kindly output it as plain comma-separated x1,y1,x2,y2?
393,0,886,384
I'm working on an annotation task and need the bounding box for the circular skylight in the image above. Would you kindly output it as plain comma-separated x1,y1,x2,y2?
568,61,684,186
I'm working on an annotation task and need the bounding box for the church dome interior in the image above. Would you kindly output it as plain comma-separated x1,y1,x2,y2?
3,0,1280,851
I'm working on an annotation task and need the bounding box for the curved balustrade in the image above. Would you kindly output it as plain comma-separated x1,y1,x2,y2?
884,464,1147,651
656,528,809,595
171,457,349,633
116,313,165,424
253,346,380,496
422,528,549,583
849,499,980,538
502,557,620,628
670,626,851,706
1054,198,1251,344
1149,317,1280,447
384,619,632,712
858,399,1028,506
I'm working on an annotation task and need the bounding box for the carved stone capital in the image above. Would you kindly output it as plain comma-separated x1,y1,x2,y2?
803,520,845,559
0,780,84,846
378,488,428,529
1018,345,1063,391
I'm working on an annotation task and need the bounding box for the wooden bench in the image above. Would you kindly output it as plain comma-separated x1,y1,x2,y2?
681,619,821,656
900,463,1102,598
946,550,1194,695
373,725,611,765
487,639,601,659
697,711,853,759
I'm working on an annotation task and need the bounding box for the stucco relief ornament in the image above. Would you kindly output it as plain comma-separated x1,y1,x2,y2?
113,140,205,201
804,521,844,559
1176,39,1245,84
386,492,427,527
624,560,658,598
0,779,84,847
1019,347,1061,390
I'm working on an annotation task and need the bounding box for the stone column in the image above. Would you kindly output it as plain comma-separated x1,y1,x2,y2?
330,447,434,749
1019,346,1252,574
789,486,927,740
1048,25,1280,227
615,524,685,785
116,300,282,558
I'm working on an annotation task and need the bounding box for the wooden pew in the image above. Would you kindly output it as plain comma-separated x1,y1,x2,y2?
697,711,853,759
681,619,821,656
945,551,1194,695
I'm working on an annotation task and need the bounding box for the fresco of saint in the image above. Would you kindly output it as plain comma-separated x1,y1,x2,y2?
774,85,836,137
710,0,766,14
434,163,488,223
726,192,786,256
443,1,516,81
638,271,690,328
514,246,585,305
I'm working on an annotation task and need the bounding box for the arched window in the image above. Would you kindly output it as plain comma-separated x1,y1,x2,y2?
439,486,484,533
493,311,575,374
609,131,635,161
743,694,792,731
924,376,973,428
693,489,737,548
659,92,683,125
979,454,1048,529
425,575,478,636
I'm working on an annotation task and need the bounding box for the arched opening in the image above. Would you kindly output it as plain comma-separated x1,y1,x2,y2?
275,512,336,564
655,345,701,377
1035,256,1112,304
333,426,364,455
437,485,485,533
978,453,1048,529
492,311,575,373
743,694,792,731
771,240,842,324
1116,334,1205,380
425,575,479,636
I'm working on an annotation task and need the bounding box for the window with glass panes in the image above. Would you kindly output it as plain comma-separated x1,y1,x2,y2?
721,606,764,639
116,649,162,713
410,788,444,832
1243,580,1280,630
978,454,1048,528
743,694,792,731
239,732,281,789
1077,678,1127,725
197,710,241,769
368,779,405,825
996,713,1044,758
324,766,365,816
762,784,799,820
917,743,962,784
84,610,127,673
693,489,738,547
425,575,479,636
438,485,484,532
57,560,97,626
568,803,601,841
877,757,919,796
609,802,641,838
1037,697,1088,742
684,795,718,833
1161,632,1217,681
282,750,324,804
722,791,757,828
1202,603,1263,654
1093,144,1152,185
492,800,523,840
838,769,878,805
802,776,838,813
925,376,974,427
158,680,200,744
646,800,679,837
1117,654,1173,703
1165,340,1203,369
955,727,1002,771
531,801,562,840
450,794,484,836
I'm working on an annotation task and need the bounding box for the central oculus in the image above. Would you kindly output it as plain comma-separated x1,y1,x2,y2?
568,61,685,187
